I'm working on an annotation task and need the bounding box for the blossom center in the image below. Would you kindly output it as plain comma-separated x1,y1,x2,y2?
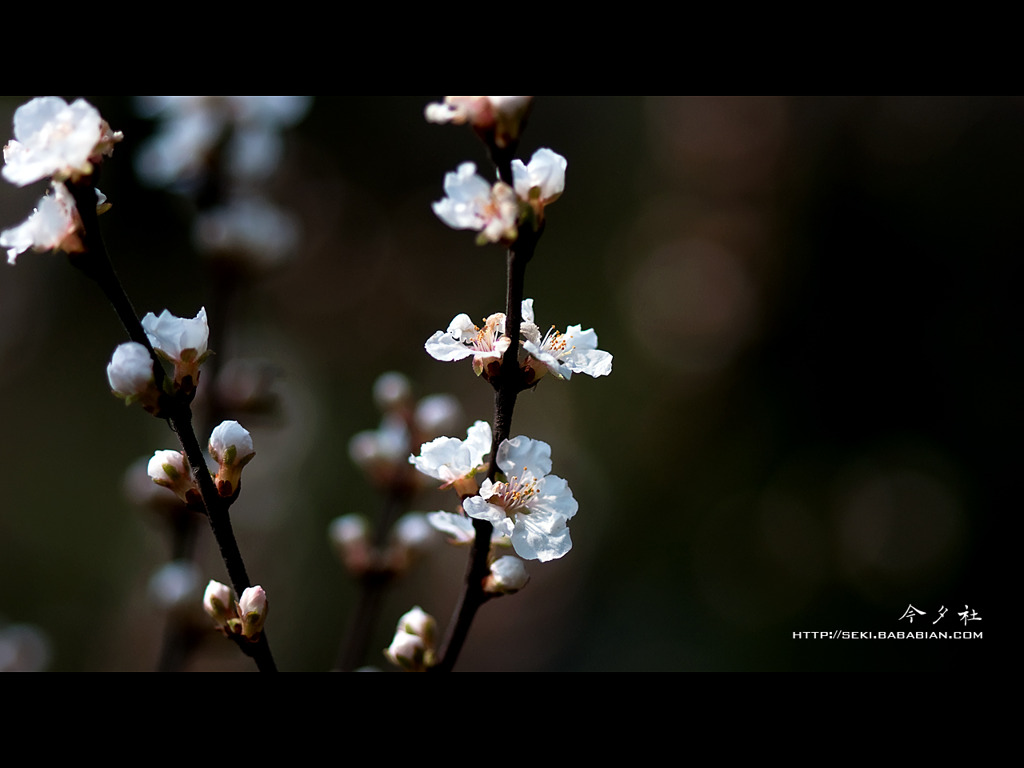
541,326,573,358
490,469,539,516
472,316,503,352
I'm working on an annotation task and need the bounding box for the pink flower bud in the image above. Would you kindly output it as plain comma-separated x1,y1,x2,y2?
238,585,268,639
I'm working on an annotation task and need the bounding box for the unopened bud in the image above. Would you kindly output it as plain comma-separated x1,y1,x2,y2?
384,631,428,672
203,580,235,629
238,585,268,640
396,605,436,647
484,556,530,595
385,605,437,671
208,420,255,497
107,342,161,413
147,450,199,505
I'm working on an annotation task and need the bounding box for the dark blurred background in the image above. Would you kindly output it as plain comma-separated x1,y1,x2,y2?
0,96,1011,671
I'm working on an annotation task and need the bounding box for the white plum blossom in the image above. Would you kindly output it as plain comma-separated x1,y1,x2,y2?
484,555,530,594
425,96,532,148
425,312,510,377
147,449,197,504
0,181,89,264
410,420,492,496
141,307,210,394
208,420,255,497
107,341,157,408
512,148,567,207
432,162,519,244
2,96,122,186
521,298,613,381
463,436,577,563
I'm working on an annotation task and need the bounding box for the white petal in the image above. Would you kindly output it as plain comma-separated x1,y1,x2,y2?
497,435,553,479
511,519,572,562
424,330,474,362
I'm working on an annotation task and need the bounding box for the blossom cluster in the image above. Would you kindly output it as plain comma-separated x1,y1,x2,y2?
1,97,121,265
425,298,612,382
410,423,577,563
432,148,567,245
203,580,268,641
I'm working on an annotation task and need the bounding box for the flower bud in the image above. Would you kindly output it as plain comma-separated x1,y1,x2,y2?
147,450,199,505
107,342,161,413
396,605,436,646
238,585,268,640
372,371,412,412
208,420,255,497
385,606,437,671
329,514,372,574
203,580,235,629
384,630,428,672
484,556,530,595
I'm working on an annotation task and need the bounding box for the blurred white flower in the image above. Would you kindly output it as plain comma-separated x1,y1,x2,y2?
463,436,577,562
413,393,462,435
521,298,613,381
135,95,311,188
193,195,300,265
372,371,412,411
425,96,532,148
148,560,202,611
0,623,52,672
2,96,121,186
432,162,518,244
385,606,436,671
385,630,428,672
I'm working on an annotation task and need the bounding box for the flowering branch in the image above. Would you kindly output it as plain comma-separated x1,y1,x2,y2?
66,175,277,672
429,221,540,672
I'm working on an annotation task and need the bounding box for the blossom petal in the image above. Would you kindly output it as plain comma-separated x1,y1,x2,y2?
497,435,553,479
